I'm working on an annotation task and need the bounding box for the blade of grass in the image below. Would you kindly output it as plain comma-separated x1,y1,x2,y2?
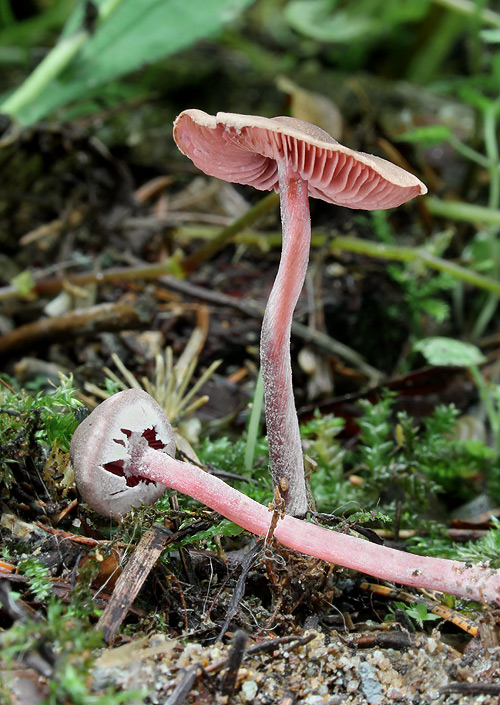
0,0,127,118
245,370,264,472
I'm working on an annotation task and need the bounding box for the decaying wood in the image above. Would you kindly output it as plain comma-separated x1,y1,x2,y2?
97,523,172,644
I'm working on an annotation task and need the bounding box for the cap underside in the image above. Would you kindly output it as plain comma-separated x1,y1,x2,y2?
173,109,427,210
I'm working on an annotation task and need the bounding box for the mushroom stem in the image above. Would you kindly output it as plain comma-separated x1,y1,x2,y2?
260,162,311,516
129,438,500,606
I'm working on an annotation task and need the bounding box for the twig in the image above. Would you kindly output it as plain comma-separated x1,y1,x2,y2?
0,260,182,302
165,633,317,705
180,191,280,275
341,631,412,650
158,275,382,383
218,541,264,641
164,664,207,705
0,298,156,357
360,582,479,636
441,683,500,695
219,629,249,699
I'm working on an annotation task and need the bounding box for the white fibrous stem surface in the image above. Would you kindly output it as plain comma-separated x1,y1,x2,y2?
133,444,500,606
260,159,311,516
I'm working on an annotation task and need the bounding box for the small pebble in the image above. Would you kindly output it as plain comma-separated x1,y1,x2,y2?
241,679,258,702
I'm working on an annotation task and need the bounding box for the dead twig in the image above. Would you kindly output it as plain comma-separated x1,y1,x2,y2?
340,630,413,650
441,682,500,695
0,262,381,380
218,541,264,641
158,275,382,383
360,582,479,636
164,664,209,705
219,629,249,699
0,298,157,357
180,191,280,275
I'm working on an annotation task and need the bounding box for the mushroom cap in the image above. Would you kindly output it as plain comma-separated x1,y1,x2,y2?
173,109,427,210
70,389,175,519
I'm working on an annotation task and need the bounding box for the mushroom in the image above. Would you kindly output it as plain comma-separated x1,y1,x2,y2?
70,389,500,605
173,110,427,516
70,388,174,518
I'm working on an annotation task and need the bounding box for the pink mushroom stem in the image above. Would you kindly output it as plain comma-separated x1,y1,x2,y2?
260,162,311,517
130,437,500,606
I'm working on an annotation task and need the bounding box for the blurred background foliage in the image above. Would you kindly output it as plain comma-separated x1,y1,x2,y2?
1,0,499,123
1,0,500,348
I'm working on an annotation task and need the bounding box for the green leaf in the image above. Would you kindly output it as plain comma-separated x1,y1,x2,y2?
284,0,429,44
460,440,495,460
10,270,35,296
180,519,244,546
493,53,500,84
0,2,72,48
414,337,486,367
285,0,373,43
4,0,254,125
396,125,452,146
418,298,449,323
459,86,493,112
463,230,500,273
480,28,500,44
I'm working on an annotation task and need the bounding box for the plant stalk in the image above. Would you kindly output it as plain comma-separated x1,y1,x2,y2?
432,0,500,28
331,236,500,296
180,192,280,275
426,196,500,225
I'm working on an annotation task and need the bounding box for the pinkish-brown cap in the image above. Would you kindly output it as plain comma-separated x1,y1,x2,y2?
173,109,427,210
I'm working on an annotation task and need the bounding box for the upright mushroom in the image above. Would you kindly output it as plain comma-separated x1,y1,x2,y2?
173,110,427,516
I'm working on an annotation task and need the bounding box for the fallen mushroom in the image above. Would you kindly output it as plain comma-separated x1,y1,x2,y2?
70,389,174,518
70,390,500,605
173,110,427,516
